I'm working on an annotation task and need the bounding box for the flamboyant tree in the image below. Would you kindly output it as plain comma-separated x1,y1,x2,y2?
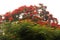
0,3,59,27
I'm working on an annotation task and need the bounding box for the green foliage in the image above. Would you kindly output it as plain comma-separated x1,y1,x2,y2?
0,21,60,40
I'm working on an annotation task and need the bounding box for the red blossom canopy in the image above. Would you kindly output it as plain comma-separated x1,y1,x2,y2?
0,3,60,27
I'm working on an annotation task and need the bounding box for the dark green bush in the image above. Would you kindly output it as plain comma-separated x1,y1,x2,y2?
1,21,60,40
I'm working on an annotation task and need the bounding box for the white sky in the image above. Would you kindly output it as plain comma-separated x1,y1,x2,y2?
0,0,60,24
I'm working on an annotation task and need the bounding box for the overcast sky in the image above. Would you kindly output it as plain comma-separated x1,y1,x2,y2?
0,0,60,24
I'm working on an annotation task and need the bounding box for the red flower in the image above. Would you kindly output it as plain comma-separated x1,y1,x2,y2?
18,6,25,12
50,18,58,27
9,17,13,21
57,25,60,27
4,12,11,20
51,23,57,27
33,11,38,14
37,21,45,25
12,9,20,15
28,5,35,11
4,12,11,17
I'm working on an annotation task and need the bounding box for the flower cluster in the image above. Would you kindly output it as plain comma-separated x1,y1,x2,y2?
0,3,59,27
